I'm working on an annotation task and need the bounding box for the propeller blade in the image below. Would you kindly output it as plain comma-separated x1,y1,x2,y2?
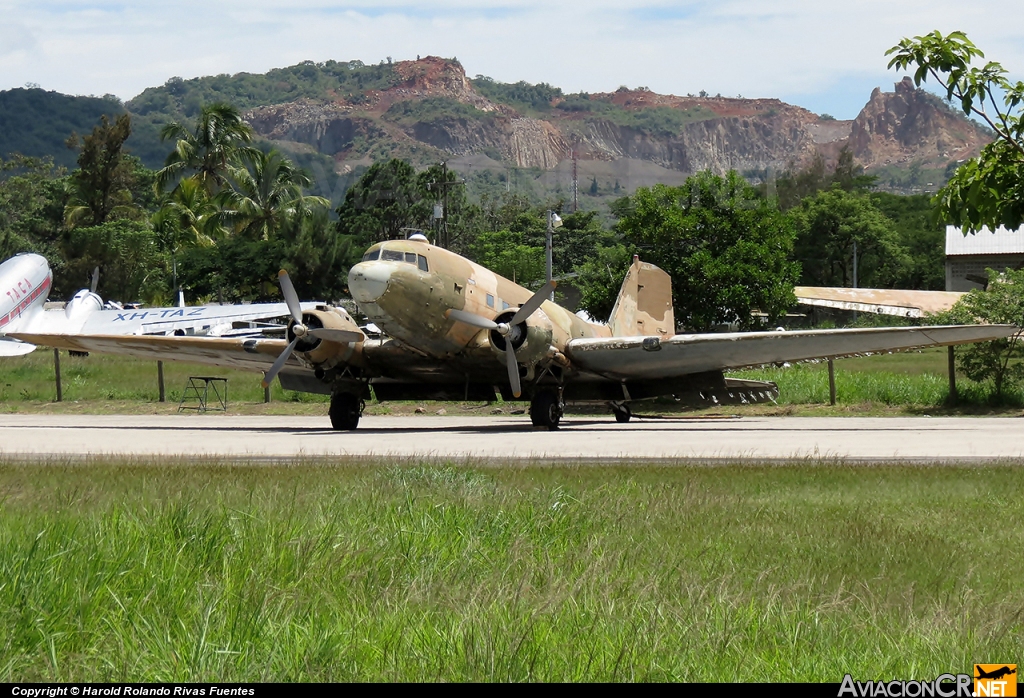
505,341,521,398
511,281,556,325
90,267,100,294
278,269,303,324
445,308,498,330
261,337,299,388
308,328,364,343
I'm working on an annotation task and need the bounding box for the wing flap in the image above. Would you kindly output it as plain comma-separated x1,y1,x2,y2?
566,325,1017,380
9,333,291,371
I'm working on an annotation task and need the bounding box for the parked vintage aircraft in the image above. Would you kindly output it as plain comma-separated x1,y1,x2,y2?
0,252,315,355
13,236,1016,429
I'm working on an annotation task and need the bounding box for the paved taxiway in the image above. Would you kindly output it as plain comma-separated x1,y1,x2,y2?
1,414,1022,461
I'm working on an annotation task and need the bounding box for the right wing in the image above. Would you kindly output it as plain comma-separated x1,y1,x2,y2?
8,333,292,371
566,324,1017,381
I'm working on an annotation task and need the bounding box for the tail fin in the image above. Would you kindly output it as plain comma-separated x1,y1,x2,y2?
608,256,675,337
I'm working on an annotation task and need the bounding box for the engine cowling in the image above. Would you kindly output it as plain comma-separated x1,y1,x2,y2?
289,306,365,370
488,309,554,367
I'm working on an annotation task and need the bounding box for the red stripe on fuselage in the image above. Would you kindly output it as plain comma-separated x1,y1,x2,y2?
1,275,50,328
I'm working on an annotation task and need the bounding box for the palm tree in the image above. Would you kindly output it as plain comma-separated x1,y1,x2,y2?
152,177,224,292
156,103,257,195
154,177,223,247
216,150,329,241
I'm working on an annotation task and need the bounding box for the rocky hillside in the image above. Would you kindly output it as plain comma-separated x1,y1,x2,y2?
234,58,990,194
0,57,992,197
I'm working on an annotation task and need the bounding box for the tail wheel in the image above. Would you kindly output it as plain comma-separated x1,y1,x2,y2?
612,404,632,423
329,392,362,430
530,390,563,428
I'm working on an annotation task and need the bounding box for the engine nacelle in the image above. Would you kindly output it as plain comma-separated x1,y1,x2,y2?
290,306,365,370
65,289,103,322
488,309,554,367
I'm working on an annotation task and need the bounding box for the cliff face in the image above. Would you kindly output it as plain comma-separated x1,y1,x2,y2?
848,76,988,169
241,58,990,185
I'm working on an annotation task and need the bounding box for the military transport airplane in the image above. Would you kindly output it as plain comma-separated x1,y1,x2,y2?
0,252,314,355
12,235,1016,429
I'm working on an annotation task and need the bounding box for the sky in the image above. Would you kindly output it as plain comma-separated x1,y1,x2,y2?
1,1,1021,120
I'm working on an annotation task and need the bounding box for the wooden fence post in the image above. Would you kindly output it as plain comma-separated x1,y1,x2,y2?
828,358,836,406
54,348,62,402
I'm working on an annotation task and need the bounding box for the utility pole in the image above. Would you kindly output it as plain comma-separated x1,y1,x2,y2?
427,161,465,249
570,146,578,213
546,211,562,301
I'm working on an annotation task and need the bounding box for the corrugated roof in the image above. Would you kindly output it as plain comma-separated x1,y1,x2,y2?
946,225,1024,256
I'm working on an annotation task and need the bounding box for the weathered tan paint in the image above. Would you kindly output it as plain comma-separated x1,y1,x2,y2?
353,240,611,370
608,257,675,337
794,287,965,318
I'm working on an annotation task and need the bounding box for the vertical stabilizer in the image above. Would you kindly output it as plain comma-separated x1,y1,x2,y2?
608,256,675,337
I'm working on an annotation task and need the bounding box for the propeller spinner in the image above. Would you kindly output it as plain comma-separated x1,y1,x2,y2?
445,280,556,397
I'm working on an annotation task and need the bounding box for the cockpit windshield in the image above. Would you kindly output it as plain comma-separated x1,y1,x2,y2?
362,246,428,271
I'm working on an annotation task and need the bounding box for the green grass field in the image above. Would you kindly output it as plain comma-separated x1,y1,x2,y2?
1,460,1021,681
0,346,1017,417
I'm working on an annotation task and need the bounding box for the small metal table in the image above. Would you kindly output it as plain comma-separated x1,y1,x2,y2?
177,376,228,413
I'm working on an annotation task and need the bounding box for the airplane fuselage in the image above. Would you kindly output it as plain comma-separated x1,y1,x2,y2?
0,253,52,334
348,239,610,366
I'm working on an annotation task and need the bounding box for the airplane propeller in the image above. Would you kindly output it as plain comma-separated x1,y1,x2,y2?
445,280,556,397
90,266,100,294
261,270,363,388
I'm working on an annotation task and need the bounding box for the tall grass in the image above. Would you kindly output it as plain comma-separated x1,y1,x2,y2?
732,349,1024,407
1,460,1021,681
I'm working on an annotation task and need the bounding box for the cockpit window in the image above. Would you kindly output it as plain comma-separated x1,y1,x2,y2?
361,249,380,262
418,255,429,272
405,252,417,264
381,249,404,262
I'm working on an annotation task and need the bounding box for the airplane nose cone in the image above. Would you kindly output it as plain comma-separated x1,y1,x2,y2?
349,262,391,303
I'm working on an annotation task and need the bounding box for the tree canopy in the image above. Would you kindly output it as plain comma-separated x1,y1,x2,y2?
584,172,799,331
887,30,1024,231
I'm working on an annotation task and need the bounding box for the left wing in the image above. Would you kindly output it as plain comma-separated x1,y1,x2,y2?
74,302,309,336
22,302,315,338
565,325,1016,381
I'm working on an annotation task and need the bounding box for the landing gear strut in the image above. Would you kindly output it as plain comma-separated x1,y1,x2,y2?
530,389,563,428
329,392,362,430
612,403,632,423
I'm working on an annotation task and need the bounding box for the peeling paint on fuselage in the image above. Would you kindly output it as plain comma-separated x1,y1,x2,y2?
348,240,610,363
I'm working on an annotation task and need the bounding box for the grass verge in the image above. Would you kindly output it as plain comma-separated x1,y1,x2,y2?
1,458,1021,681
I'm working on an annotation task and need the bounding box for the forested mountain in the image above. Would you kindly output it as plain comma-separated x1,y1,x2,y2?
0,57,992,201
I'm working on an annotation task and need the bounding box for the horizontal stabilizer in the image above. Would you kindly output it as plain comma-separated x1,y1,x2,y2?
0,339,36,356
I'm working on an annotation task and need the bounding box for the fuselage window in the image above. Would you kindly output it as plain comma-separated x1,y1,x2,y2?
362,248,380,262
486,294,495,308
405,252,417,264
502,301,510,310
418,255,429,272
381,249,404,262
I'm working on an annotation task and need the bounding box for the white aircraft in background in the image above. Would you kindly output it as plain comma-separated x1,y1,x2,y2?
0,252,314,356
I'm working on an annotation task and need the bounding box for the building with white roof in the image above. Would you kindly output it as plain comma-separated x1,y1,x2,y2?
945,225,1024,291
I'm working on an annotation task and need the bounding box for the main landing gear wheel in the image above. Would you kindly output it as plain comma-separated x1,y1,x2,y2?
329,392,362,430
612,404,632,423
530,390,563,429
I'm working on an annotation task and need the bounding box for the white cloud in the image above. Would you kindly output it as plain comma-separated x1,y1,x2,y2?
1,1,1021,118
